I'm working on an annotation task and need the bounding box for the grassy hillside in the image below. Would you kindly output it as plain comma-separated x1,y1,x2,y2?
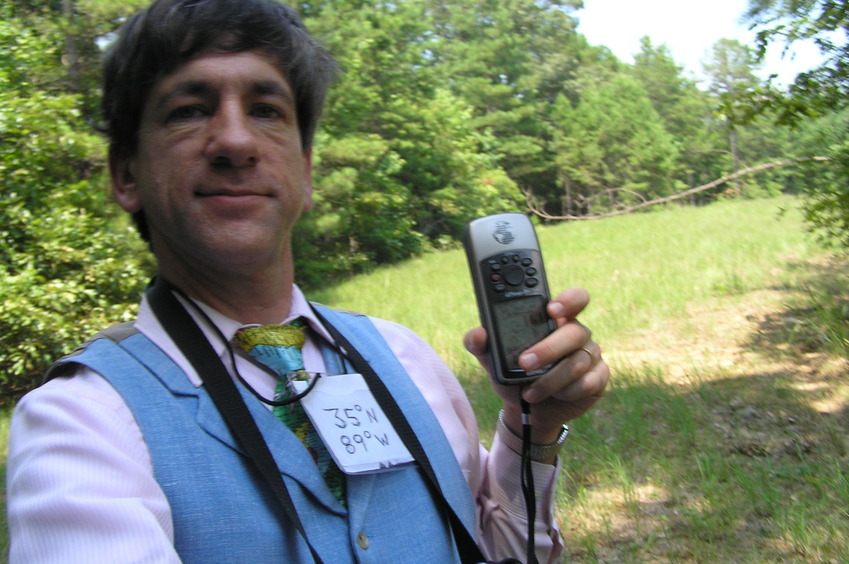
311,196,829,414
314,196,824,358
312,195,848,562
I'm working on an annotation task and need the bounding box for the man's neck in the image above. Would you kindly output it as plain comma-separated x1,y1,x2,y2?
158,263,296,325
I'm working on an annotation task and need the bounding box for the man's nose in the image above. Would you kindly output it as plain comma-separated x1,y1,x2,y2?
204,104,258,167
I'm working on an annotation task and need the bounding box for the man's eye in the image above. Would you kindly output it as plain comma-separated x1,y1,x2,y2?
168,106,204,121
253,105,284,119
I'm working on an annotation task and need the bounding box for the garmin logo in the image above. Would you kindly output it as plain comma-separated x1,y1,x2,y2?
491,220,514,245
504,290,532,298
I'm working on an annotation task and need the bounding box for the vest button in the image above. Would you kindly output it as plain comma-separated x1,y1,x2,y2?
356,530,370,549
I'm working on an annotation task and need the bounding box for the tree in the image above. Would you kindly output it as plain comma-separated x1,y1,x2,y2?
703,38,766,194
295,0,521,286
549,73,681,215
631,37,725,198
790,109,849,247
747,0,849,120
0,3,152,396
746,0,849,246
425,0,586,204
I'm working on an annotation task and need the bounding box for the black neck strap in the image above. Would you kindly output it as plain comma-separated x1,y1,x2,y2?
146,276,491,564
310,305,489,564
146,277,325,564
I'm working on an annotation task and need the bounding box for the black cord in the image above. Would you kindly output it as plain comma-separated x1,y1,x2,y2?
520,394,539,564
310,304,487,564
147,276,325,564
172,287,322,407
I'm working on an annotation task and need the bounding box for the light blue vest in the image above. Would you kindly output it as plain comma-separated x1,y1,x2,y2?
50,305,476,563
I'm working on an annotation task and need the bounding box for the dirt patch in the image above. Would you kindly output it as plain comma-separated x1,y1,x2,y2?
562,255,849,562
606,287,839,387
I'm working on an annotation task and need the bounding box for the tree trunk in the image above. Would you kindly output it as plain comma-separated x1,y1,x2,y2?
62,0,81,93
729,127,741,196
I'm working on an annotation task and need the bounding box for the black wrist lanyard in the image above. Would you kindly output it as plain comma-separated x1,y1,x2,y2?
146,276,493,564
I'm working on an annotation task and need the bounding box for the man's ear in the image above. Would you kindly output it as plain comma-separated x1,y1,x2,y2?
109,151,142,213
302,148,314,211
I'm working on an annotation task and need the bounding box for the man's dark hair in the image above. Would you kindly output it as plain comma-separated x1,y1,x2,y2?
102,0,338,241
103,0,337,157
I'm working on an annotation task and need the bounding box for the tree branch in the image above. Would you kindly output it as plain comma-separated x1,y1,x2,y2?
526,156,831,221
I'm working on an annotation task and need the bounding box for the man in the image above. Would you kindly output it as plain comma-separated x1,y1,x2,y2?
6,0,609,562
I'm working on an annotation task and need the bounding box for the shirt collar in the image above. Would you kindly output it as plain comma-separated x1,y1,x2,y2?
136,284,336,387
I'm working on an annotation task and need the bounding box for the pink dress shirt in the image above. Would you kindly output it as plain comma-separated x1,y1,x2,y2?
7,286,562,563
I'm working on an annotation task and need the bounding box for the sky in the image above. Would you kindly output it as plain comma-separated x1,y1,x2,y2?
575,0,827,86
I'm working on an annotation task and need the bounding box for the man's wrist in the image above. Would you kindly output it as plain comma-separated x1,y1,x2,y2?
497,409,569,463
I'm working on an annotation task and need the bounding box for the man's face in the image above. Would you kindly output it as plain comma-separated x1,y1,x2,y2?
110,49,312,278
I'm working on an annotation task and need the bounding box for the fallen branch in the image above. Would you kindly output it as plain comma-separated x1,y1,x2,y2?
526,156,831,221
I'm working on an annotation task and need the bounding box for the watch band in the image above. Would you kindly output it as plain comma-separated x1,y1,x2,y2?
497,409,569,462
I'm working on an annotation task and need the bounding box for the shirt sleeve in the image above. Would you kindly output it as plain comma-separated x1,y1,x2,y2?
7,307,562,563
6,368,181,564
369,317,563,563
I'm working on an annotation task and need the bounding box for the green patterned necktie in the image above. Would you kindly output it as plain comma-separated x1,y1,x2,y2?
234,320,346,506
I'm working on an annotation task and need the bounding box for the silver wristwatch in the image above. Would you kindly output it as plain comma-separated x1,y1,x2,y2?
497,409,569,462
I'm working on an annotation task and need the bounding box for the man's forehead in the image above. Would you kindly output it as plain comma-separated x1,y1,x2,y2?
151,50,293,99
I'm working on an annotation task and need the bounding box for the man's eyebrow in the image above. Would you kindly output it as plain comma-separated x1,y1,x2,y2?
253,80,294,102
152,81,212,110
152,79,294,109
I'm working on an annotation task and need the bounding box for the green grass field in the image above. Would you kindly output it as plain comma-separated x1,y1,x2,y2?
311,196,838,427
3,195,846,562
313,195,826,354
312,195,848,562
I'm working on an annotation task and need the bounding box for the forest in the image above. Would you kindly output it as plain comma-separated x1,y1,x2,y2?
1,0,847,395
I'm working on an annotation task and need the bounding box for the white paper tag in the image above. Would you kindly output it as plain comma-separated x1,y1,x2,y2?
291,374,415,474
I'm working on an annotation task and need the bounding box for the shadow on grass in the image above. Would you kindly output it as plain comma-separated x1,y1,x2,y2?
563,367,849,562
560,256,849,563
747,255,849,360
